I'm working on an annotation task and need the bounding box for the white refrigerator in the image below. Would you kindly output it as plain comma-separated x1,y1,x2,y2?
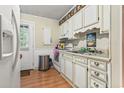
0,6,20,88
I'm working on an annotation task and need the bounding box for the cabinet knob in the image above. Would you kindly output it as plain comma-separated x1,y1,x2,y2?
94,82,99,88
20,54,22,59
94,62,99,66
94,71,100,76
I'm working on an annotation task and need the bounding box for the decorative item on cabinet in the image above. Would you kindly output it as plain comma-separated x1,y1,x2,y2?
70,10,74,16
68,13,71,18
59,5,85,25
59,43,65,50
76,5,82,11
86,32,96,47
73,8,77,14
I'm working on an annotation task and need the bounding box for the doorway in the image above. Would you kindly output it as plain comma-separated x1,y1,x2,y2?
20,20,35,70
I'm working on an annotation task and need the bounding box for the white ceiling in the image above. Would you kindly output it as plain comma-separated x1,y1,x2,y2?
20,5,73,20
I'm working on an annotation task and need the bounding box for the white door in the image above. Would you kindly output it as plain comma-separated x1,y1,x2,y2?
20,20,35,70
74,63,88,88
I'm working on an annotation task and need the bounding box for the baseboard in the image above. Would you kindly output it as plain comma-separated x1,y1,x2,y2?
61,73,76,88
53,63,61,72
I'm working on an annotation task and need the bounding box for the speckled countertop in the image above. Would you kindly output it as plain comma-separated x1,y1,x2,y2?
59,50,111,62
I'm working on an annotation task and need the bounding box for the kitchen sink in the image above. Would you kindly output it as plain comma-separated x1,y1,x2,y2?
66,50,80,53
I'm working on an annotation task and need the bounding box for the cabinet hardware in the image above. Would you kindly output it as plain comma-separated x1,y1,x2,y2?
98,17,99,21
87,68,88,71
94,62,99,66
94,82,99,88
94,71,100,76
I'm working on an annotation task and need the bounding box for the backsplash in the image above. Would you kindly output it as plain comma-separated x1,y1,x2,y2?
96,33,109,50
65,31,109,55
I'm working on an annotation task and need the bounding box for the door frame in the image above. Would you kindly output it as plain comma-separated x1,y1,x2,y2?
20,19,35,69
122,5,124,87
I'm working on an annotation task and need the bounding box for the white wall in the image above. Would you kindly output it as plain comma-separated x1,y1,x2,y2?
21,13,59,48
20,13,59,69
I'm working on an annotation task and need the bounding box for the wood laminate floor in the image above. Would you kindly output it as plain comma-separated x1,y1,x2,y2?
21,68,72,88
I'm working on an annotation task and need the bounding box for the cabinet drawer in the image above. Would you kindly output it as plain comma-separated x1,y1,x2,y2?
90,77,106,88
90,69,107,82
74,56,87,64
63,54,72,60
89,59,107,71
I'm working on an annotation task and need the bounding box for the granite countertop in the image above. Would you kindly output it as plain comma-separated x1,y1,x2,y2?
59,50,111,62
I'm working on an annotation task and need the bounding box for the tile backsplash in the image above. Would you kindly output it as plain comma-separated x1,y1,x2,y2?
67,31,109,52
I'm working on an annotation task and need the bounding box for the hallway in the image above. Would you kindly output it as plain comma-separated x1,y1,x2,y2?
21,69,72,88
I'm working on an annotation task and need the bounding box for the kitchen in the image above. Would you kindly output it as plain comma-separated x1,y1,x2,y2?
0,5,123,88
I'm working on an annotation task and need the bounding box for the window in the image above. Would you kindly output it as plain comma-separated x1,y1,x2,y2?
20,24,29,50
43,27,52,45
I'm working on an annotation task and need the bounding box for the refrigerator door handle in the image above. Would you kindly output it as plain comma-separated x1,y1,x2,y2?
12,10,19,69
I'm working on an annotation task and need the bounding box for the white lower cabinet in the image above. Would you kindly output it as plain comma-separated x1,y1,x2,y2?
60,58,65,74
90,77,106,88
65,60,73,81
88,59,110,88
59,52,110,88
73,63,88,88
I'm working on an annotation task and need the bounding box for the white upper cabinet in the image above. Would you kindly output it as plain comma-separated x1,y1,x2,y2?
59,5,111,39
59,24,64,38
99,5,111,34
83,5,99,27
68,17,74,39
59,22,68,38
63,21,69,38
73,9,83,31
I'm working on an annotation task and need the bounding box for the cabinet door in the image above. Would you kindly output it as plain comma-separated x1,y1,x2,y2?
73,10,83,31
84,5,99,27
63,21,69,37
65,60,73,81
74,63,88,88
59,25,62,37
68,18,73,39
59,24,64,38
60,58,65,74
100,5,110,34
